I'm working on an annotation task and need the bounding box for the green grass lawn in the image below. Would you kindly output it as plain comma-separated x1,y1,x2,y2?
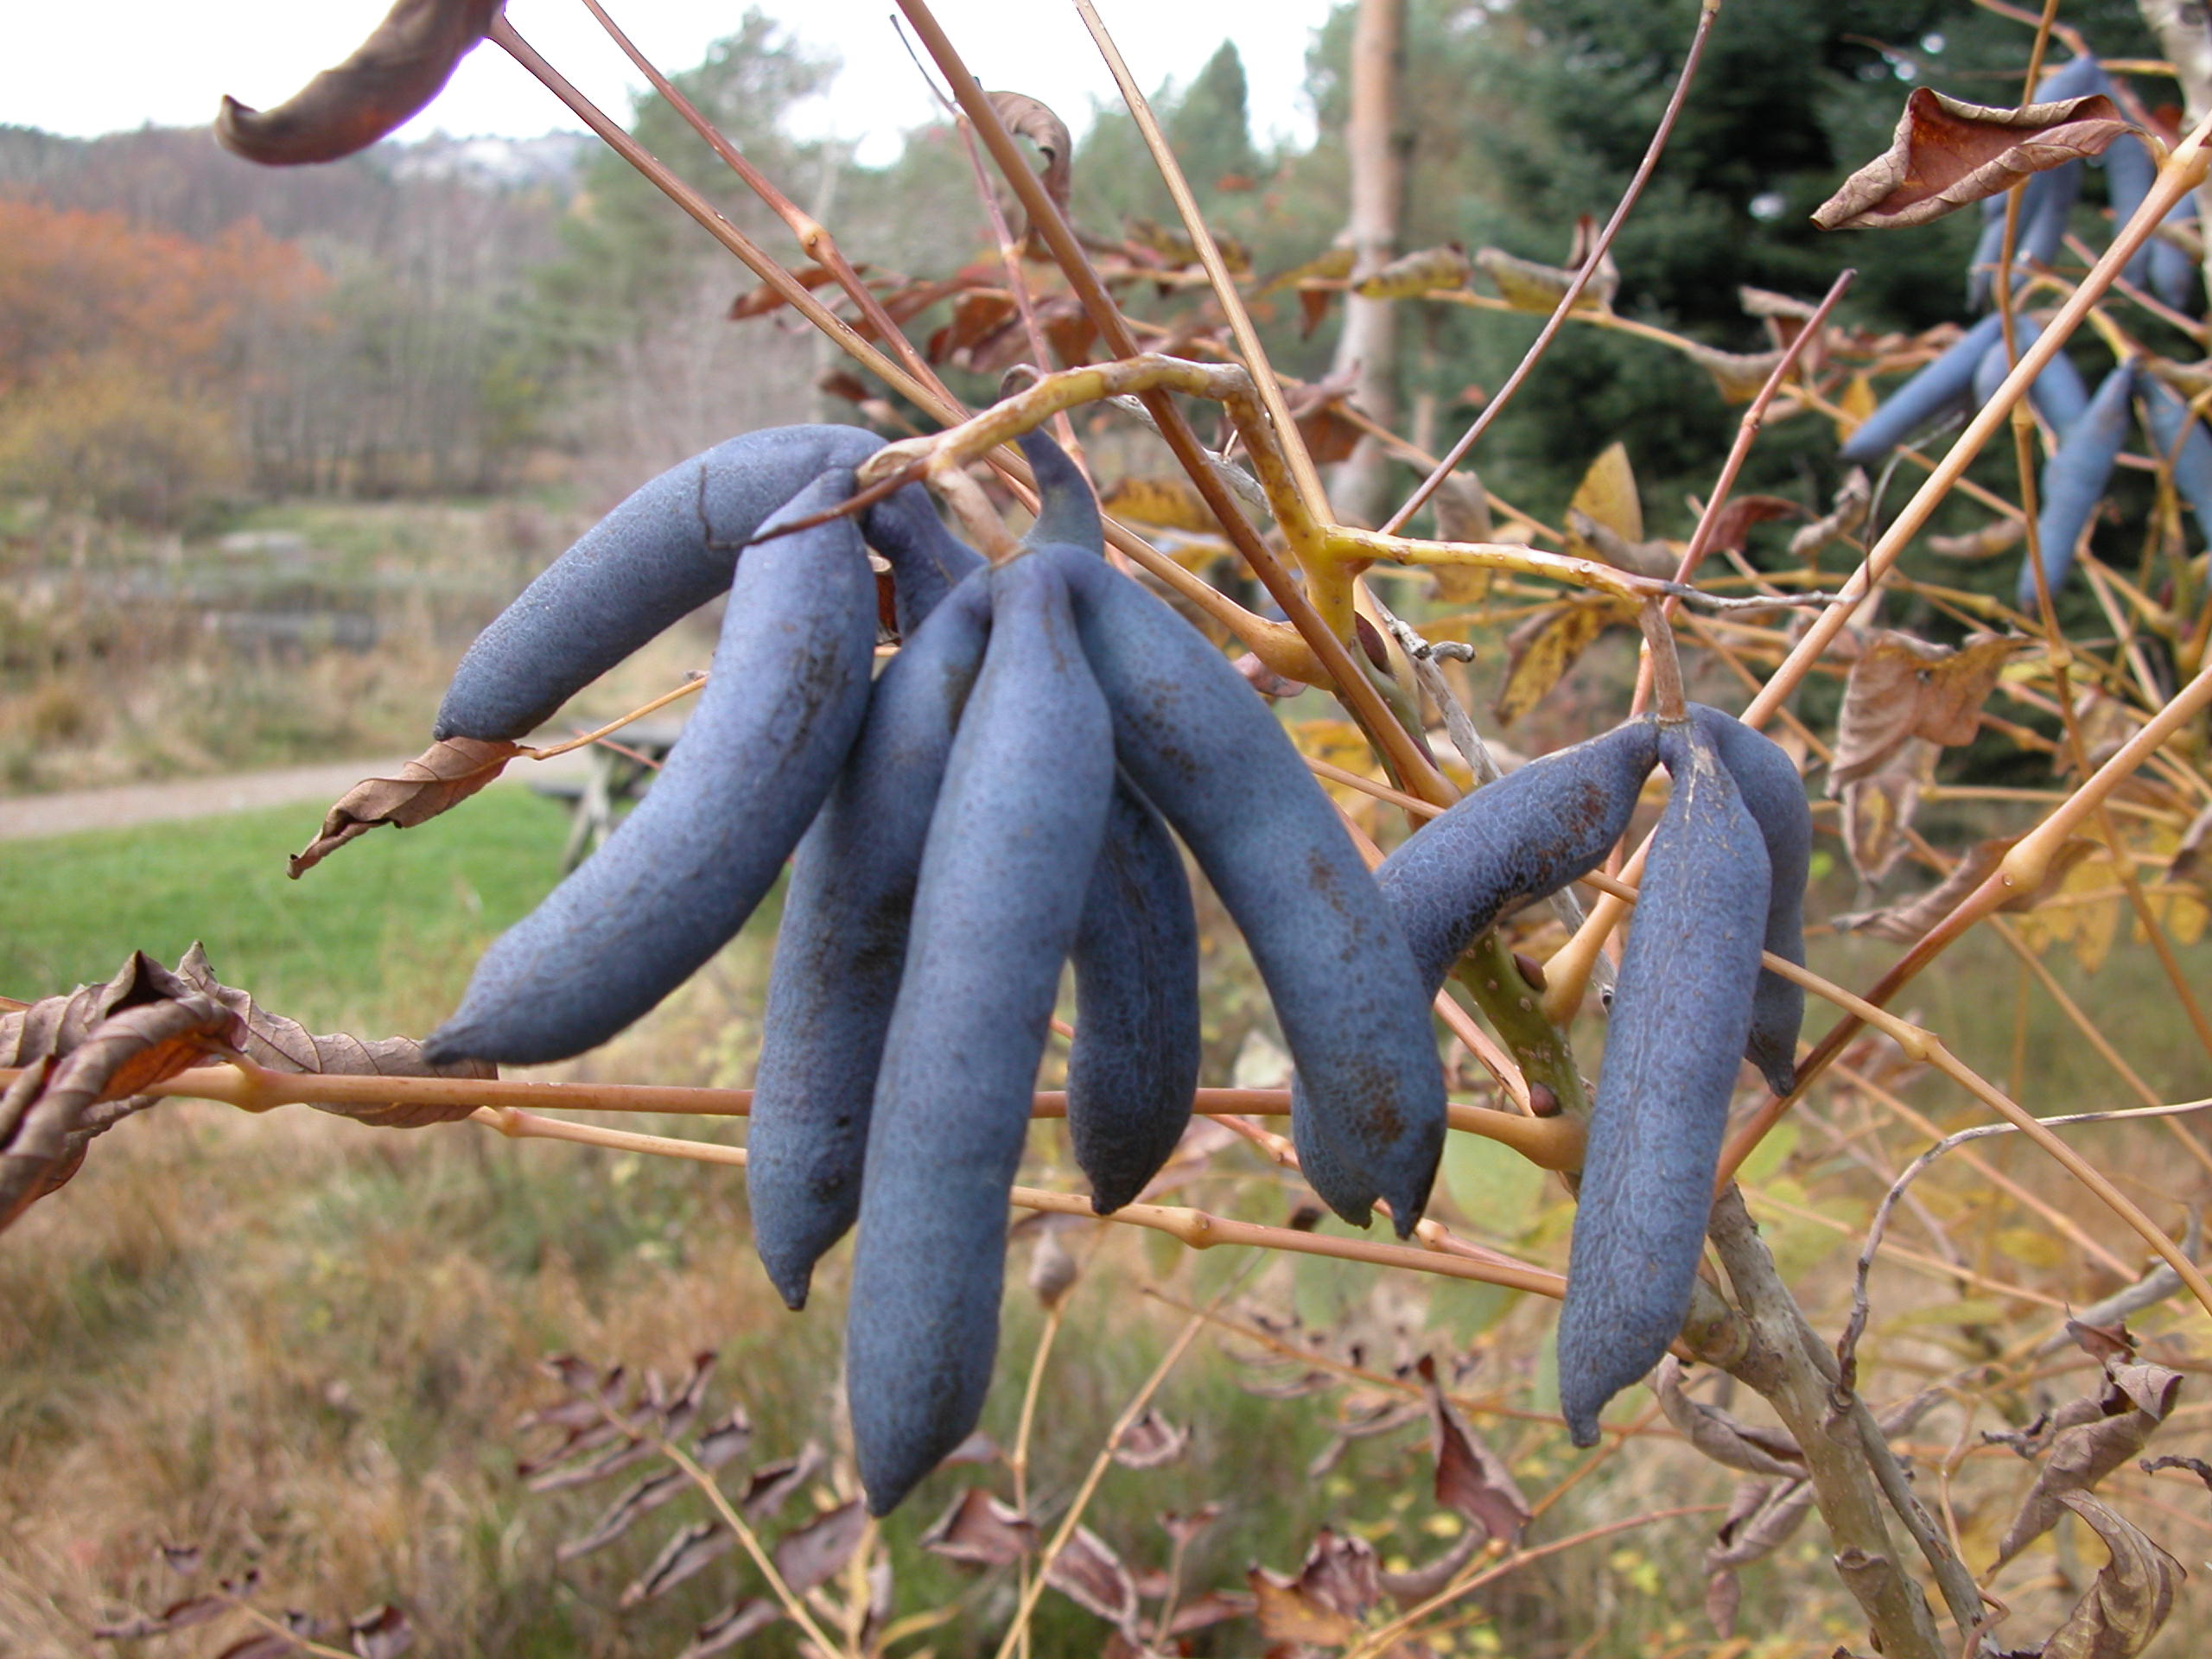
0,785,570,1033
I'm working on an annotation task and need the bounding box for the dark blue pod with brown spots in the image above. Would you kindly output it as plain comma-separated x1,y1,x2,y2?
425,471,878,1065
1557,720,1769,1446
1038,544,1446,1236
435,424,971,741
1688,705,1809,1097
1374,720,1659,995
846,553,1116,1516
746,569,993,1312
1065,780,1201,1213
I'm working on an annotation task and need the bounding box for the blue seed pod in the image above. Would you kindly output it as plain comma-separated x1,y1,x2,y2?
1065,781,1202,1213
745,570,993,1310
1688,706,1810,1096
2104,130,2158,289
1039,544,1446,1235
434,424,969,740
1375,721,1659,994
1017,425,1104,554
2019,358,2136,611
1557,721,1769,1446
2150,195,2202,315
2141,378,2212,532
426,472,878,1065
846,553,1116,1516
1840,312,2006,465
1967,162,2082,310
1968,315,2090,438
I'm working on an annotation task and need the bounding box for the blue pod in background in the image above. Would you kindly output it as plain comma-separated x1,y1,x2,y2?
1969,315,2090,438
1840,312,2006,465
2141,378,2212,532
2020,358,2136,610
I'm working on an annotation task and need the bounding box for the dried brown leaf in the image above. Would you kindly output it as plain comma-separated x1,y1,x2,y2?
2039,1492,2183,1659
1834,833,2099,943
729,264,840,321
921,1489,1035,1567
676,1599,782,1658
1377,1529,1482,1606
1166,1588,1257,1635
989,92,1071,257
694,1408,753,1470
741,1443,823,1521
93,1593,233,1639
774,1498,867,1593
216,0,500,166
556,1467,687,1562
1418,1356,1529,1543
1928,517,2026,561
1655,1357,1806,1479
1679,340,1789,404
1813,88,2128,231
1112,1407,1189,1470
289,736,523,876
1831,631,2024,786
1045,1525,1141,1637
346,1604,413,1659
1249,1566,1360,1646
1705,494,1804,555
2171,804,2212,886
620,1522,734,1608
1790,470,1872,562
1997,1363,2185,1563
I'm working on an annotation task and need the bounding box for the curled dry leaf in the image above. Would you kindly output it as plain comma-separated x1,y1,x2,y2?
1702,494,1803,556
1475,245,1618,314
1813,88,2129,231
346,1605,413,1659
1353,245,1473,300
2038,1491,2183,1659
772,1498,868,1593
289,735,524,876
740,1443,824,1521
1045,1525,1141,1638
556,1467,687,1562
1417,1355,1529,1544
1654,1357,1805,1479
1099,475,1220,534
1789,469,1872,561
216,0,503,166
620,1522,734,1608
1996,1355,2184,1564
1839,736,1935,887
1703,1476,1817,1637
1255,245,1357,297
1928,516,2028,561
1678,340,1789,404
1829,631,2024,788
921,1488,1035,1567
675,1599,781,1659
729,263,841,321
988,92,1072,257
1834,833,2099,944
1430,473,1498,604
1112,1406,1189,1469
2171,804,2212,886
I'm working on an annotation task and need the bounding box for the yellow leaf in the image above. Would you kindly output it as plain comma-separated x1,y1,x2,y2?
1995,1227,2068,1269
1475,245,1615,313
1834,373,1878,445
1352,245,1472,300
1254,245,1356,297
1493,599,1629,726
1098,474,1218,533
1569,442,1643,544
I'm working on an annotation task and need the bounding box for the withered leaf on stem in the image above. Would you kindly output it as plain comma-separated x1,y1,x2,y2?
1353,245,1474,301
920,1488,1035,1567
740,1443,824,1521
1475,244,1618,314
1418,1355,1529,1544
1249,1528,1382,1645
1813,88,2129,231
1929,517,2028,562
772,1498,868,1593
1834,833,2099,943
346,1605,414,1659
2037,1491,2182,1659
1830,631,2024,787
620,1522,734,1608
1996,1357,2184,1564
1493,598,1633,726
1789,469,1872,561
674,1599,781,1659
1677,340,1790,404
1654,1357,1806,1480
988,92,1072,257
216,0,504,167
1255,245,1358,297
555,1467,687,1562
1111,1407,1189,1469
1045,1525,1141,1637
2171,804,2212,886
289,736,524,876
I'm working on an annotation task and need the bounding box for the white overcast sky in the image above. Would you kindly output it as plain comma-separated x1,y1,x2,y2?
8,1,1343,167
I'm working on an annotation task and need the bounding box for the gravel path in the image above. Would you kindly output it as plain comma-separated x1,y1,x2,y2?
0,750,593,842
